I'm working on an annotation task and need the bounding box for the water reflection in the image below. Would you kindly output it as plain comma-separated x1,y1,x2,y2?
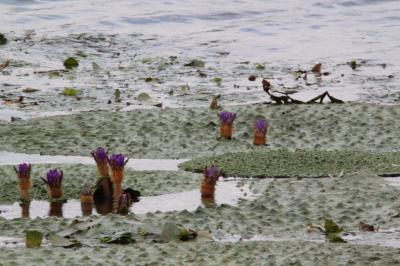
49,201,63,217
0,180,257,219
20,201,30,218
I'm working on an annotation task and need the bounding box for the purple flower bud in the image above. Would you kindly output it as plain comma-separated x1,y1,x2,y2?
219,111,236,125
15,163,31,179
207,165,217,178
91,147,108,164
46,169,63,187
204,165,222,184
108,153,128,170
255,119,267,134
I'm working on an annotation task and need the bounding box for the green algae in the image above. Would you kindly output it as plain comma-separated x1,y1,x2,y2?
1,104,400,159
180,150,400,178
0,164,200,204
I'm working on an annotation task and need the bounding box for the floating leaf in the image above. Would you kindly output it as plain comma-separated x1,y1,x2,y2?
184,59,205,68
62,88,81,96
350,60,357,70
64,57,79,70
326,233,346,243
256,64,265,70
23,87,39,93
0,33,7,45
115,89,121,102
324,219,342,234
26,230,43,248
137,92,151,101
92,62,101,71
145,77,161,83
160,222,181,242
211,77,222,86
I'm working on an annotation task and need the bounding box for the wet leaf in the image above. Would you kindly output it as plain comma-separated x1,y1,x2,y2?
145,77,161,83
211,77,222,86
312,63,322,74
324,219,342,234
26,230,43,248
64,57,79,70
92,62,101,72
248,75,256,81
115,89,121,102
137,92,151,101
326,233,346,243
350,60,357,70
184,59,205,68
23,87,39,93
256,64,265,70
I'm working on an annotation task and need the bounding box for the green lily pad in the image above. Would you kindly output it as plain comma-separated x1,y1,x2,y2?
64,57,79,69
179,150,400,178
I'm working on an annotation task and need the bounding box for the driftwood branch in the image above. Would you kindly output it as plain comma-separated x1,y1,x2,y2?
262,79,344,104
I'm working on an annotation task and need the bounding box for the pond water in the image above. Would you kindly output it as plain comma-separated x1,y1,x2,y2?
0,150,188,171
1,0,399,120
0,179,256,219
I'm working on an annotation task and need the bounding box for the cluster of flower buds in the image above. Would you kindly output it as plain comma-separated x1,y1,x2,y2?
45,169,63,188
218,111,236,125
14,163,31,179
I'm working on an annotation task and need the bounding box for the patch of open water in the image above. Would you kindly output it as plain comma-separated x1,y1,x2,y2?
0,179,256,219
0,151,188,171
